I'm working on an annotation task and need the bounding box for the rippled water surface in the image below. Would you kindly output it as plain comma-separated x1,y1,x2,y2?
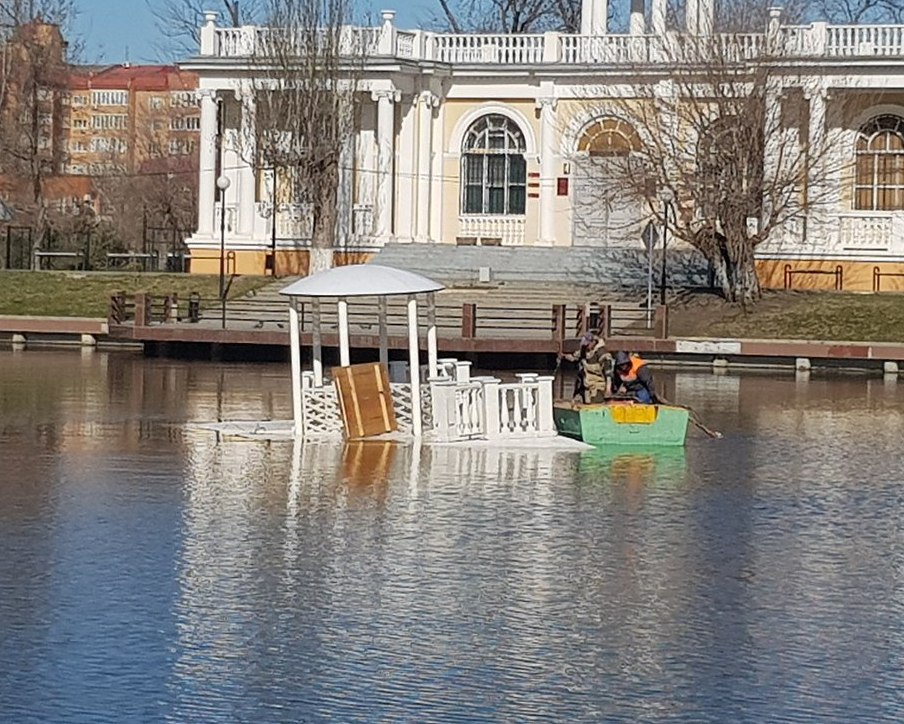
1,350,903,722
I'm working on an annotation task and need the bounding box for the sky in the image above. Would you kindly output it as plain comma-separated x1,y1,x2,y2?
74,0,436,64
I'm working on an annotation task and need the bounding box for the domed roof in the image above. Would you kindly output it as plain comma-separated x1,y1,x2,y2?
279,264,444,298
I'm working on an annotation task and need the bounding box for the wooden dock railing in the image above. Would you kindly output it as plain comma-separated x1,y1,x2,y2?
107,292,671,345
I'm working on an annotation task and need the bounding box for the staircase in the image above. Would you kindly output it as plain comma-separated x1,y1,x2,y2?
370,243,710,289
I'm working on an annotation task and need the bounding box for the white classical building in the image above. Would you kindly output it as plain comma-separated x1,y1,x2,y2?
182,0,904,291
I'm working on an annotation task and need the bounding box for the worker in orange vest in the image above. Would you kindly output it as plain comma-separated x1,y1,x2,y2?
611,351,659,404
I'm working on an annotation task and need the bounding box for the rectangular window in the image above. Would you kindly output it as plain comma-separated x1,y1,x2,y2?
92,114,128,130
72,95,88,106
508,155,526,214
170,116,201,131
463,155,483,214
149,96,164,110
92,90,128,106
72,117,89,129
171,91,198,108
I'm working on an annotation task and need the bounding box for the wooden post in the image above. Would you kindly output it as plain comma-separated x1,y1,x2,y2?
134,293,151,327
598,304,611,339
461,303,476,339
551,304,566,349
108,291,126,325
654,305,669,339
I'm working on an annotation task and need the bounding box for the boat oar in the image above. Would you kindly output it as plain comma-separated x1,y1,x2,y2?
658,396,723,439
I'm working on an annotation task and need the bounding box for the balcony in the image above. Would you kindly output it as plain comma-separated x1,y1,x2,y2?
202,19,904,66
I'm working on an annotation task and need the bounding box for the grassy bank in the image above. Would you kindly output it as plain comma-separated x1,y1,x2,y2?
0,271,271,318
668,290,904,343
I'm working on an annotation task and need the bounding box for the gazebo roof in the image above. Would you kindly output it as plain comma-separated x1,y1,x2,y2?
279,264,444,298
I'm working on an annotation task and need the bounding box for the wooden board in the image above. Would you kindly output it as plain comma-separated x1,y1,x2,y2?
332,362,397,439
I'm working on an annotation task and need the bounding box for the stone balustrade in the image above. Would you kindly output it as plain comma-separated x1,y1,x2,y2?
203,18,904,65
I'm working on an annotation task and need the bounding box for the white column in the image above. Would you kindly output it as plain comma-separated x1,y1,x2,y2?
686,0,699,34
337,132,353,247
237,88,256,237
762,78,783,236
699,0,714,35
373,89,397,241
197,89,218,236
426,292,438,378
338,298,350,367
312,299,324,386
378,296,389,367
416,91,437,242
288,300,303,436
595,0,608,34
407,295,422,437
807,84,827,209
357,103,378,237
396,96,417,242
429,100,444,243
537,97,558,246
629,0,645,35
580,0,594,34
581,0,608,34
652,0,667,36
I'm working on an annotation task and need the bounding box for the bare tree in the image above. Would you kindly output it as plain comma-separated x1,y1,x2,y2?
434,0,585,33
0,3,74,249
578,1,851,304
812,0,897,23
147,0,268,57
238,0,361,274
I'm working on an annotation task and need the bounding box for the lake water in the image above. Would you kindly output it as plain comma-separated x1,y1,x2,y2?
1,350,903,722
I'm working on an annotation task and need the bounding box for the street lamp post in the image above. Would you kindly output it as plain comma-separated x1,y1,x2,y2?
658,187,675,306
216,175,231,328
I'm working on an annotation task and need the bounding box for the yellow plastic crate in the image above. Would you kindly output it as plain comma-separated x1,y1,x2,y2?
609,404,658,425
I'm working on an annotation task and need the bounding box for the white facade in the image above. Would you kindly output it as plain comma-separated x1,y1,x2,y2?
181,2,904,290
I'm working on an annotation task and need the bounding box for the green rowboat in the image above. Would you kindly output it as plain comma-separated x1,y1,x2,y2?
553,402,690,446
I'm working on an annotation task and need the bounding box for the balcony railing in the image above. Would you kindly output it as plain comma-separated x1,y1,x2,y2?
203,20,904,65
459,215,526,246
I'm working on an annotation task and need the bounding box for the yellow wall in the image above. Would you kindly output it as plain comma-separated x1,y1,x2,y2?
757,259,904,293
189,249,374,276
441,99,541,245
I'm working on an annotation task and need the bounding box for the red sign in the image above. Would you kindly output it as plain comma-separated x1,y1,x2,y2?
557,177,569,196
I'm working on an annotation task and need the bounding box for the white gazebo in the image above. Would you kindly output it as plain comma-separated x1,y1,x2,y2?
280,264,444,437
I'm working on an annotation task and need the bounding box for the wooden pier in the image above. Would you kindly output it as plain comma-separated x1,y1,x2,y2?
105,284,664,359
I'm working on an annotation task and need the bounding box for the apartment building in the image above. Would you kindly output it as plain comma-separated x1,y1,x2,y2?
66,65,200,177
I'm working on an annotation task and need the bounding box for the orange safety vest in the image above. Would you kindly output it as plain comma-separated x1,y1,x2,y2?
618,355,647,383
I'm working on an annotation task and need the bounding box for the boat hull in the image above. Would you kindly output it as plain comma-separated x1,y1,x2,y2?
553,403,689,446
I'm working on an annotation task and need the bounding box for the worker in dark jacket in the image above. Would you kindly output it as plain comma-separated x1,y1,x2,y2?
611,351,659,404
559,330,612,403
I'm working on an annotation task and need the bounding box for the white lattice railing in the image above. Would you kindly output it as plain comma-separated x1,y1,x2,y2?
300,375,431,437
459,215,526,246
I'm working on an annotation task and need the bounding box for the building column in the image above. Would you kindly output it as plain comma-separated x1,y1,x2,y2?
198,89,218,237
237,87,256,237
652,0,667,35
762,78,784,239
629,0,645,35
806,82,829,231
396,95,417,242
337,132,353,247
372,89,398,241
416,91,438,242
686,0,699,34
580,0,608,34
537,96,558,246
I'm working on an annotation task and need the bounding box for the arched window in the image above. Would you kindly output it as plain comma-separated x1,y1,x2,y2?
855,115,904,211
577,117,642,157
461,114,527,215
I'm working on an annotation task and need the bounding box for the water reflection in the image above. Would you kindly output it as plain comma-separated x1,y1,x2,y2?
2,350,904,721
